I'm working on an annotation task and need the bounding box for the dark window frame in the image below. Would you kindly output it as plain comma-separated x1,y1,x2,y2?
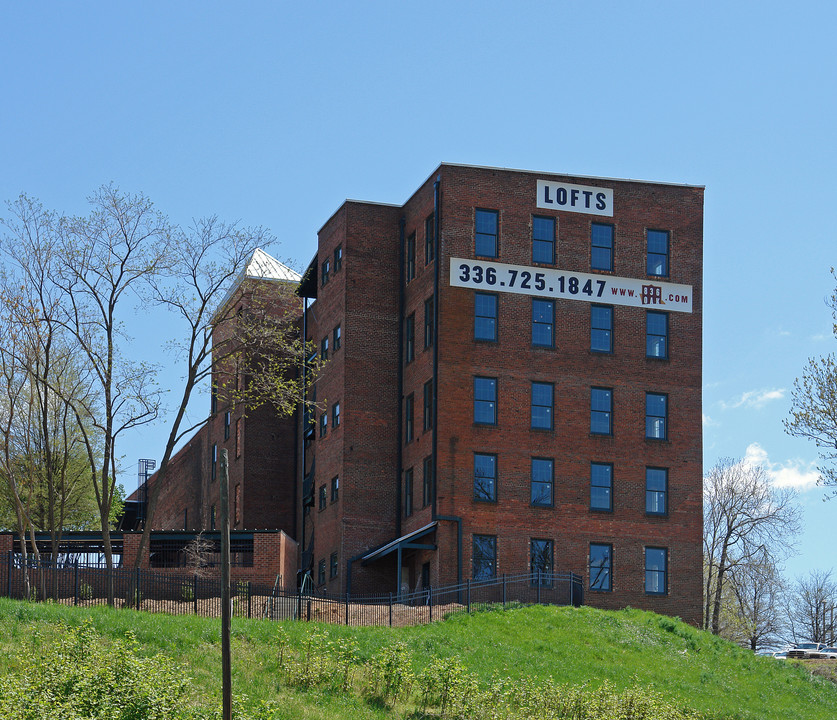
334,245,342,272
475,208,499,258
321,258,330,286
530,538,554,586
317,558,326,585
532,298,554,348
531,381,554,431
530,457,554,508
473,452,497,502
590,387,613,436
589,543,612,592
646,311,668,359
334,324,342,351
406,232,416,282
423,379,433,431
422,455,433,507
591,304,613,353
224,411,231,440
532,215,555,265
590,462,613,512
319,412,327,438
404,467,414,517
473,376,497,425
474,292,498,342
591,223,614,272
646,392,668,440
424,297,434,349
321,336,328,361
318,485,327,511
645,546,668,595
332,401,341,428
425,213,435,264
330,552,338,579
405,314,415,364
472,534,497,580
646,467,668,516
647,229,669,277
331,475,339,503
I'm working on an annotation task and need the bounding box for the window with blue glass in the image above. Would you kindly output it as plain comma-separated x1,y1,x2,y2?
530,538,553,586
472,534,496,580
590,462,613,511
646,393,667,440
475,209,499,258
589,543,612,591
591,305,613,353
532,298,554,347
474,292,498,341
474,453,497,502
532,216,555,264
474,377,497,425
646,311,668,358
531,382,553,430
645,547,667,594
530,457,553,507
646,467,668,515
591,223,614,271
590,388,612,435
647,229,669,276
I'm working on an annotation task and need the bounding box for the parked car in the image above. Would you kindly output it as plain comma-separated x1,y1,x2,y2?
787,642,826,659
771,651,788,659
815,647,837,659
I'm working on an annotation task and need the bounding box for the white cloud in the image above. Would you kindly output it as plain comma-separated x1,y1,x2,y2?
702,413,715,427
742,442,820,491
720,388,786,410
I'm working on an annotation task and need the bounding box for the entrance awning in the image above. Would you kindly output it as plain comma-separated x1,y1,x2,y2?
360,521,438,565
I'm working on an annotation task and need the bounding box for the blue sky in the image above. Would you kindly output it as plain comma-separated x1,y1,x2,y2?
1,2,834,581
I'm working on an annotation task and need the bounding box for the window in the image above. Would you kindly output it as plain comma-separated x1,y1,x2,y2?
404,468,413,517
317,559,326,585
475,209,499,257
330,552,338,579
334,245,342,272
425,213,435,264
406,232,416,282
424,297,434,348
590,463,613,511
473,377,497,425
472,534,496,580
321,336,328,361
321,258,330,286
235,418,242,457
404,394,414,443
646,467,668,515
332,401,341,428
320,412,327,438
591,223,614,271
647,229,669,276
532,216,555,264
405,314,415,364
422,456,432,506
234,484,240,526
646,311,667,358
318,485,327,511
474,453,497,502
210,505,216,531
646,393,667,440
589,543,612,591
211,384,217,415
645,547,668,594
474,293,498,341
530,458,553,507
423,379,433,431
532,299,554,347
531,382,553,430
590,388,612,435
183,508,188,530
333,325,342,351
530,539,553,585
331,476,339,503
224,411,231,440
211,444,217,481
591,305,613,353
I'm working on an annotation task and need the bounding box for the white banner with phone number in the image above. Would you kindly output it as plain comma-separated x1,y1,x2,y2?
449,258,693,313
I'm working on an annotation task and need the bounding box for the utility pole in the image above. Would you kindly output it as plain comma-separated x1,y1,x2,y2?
220,449,231,720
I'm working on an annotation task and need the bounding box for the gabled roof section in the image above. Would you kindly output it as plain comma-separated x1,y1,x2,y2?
214,248,302,319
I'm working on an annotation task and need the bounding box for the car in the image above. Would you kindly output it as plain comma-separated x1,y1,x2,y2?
771,651,788,660
815,646,837,659
787,642,826,659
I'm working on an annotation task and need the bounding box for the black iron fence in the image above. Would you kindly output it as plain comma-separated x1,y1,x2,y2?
0,552,583,626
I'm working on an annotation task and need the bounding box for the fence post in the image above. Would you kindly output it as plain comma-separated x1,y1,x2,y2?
537,570,541,604
467,579,471,614
503,573,506,607
74,561,79,606
345,593,349,626
389,592,393,627
194,575,198,615
429,586,433,622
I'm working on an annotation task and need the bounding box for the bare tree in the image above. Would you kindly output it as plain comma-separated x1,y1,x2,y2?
785,273,837,497
703,457,800,635
786,569,837,646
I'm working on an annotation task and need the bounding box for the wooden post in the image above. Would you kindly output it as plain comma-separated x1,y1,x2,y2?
220,449,232,720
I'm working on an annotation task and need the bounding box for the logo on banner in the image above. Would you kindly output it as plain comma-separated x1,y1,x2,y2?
641,285,664,305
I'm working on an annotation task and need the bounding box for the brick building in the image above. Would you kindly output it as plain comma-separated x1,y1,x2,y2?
138,164,704,623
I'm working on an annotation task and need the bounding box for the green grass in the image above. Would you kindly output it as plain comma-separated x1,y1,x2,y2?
0,598,835,719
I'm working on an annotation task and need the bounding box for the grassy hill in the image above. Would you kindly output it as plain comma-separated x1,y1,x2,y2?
0,597,835,719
